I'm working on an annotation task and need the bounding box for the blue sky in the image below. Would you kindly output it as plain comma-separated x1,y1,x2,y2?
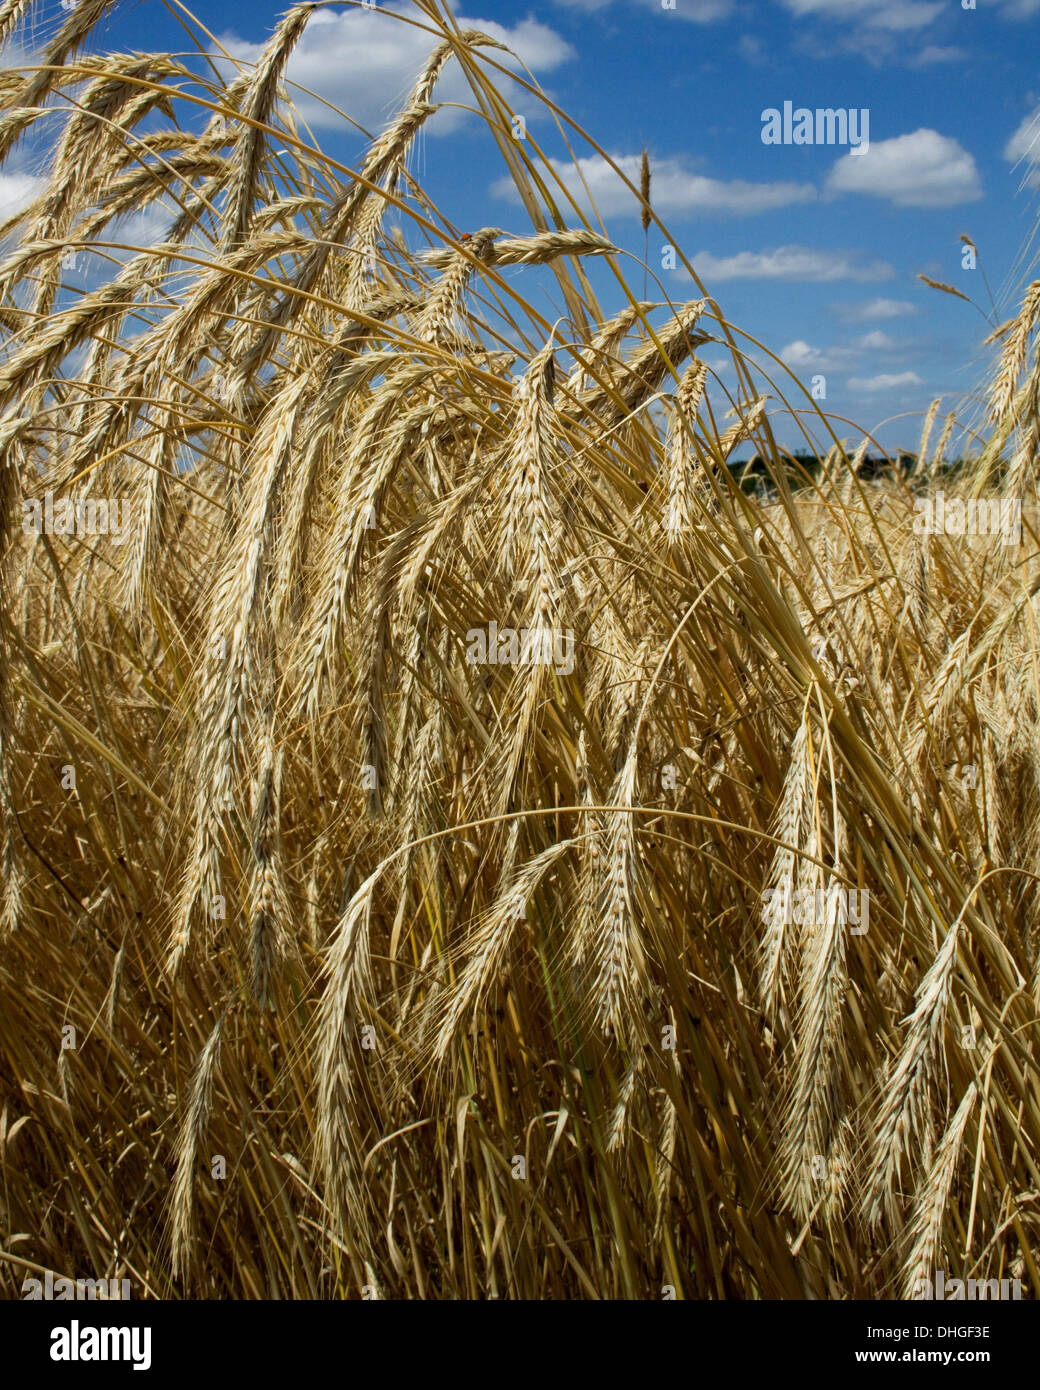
5,0,1040,454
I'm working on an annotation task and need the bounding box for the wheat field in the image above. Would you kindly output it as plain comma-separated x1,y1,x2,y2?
0,0,1039,1300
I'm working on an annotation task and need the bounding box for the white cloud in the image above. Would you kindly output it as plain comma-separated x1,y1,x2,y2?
701,353,735,376
0,171,44,223
737,34,768,63
215,5,574,133
554,0,733,16
492,152,815,219
690,244,893,282
780,339,859,370
852,329,898,350
983,0,1040,15
1005,108,1040,187
847,370,923,392
630,0,733,19
778,332,895,370
778,0,943,29
780,339,825,369
827,129,982,207
836,297,917,321
910,44,968,65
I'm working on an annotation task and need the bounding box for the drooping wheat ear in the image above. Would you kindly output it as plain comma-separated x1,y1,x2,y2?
0,238,71,301
835,437,870,505
0,713,22,938
850,439,873,478
929,410,957,479
1002,401,1040,500
864,913,963,1227
779,825,849,1222
916,398,940,473
819,1112,853,1230
663,358,708,543
391,619,433,812
420,228,616,272
489,649,553,819
224,4,313,249
0,247,158,416
0,418,25,936
104,942,125,1040
295,362,442,718
902,1081,978,1298
990,281,1040,424
358,527,417,823
716,394,767,460
759,702,814,1017
0,414,22,604
653,1064,680,1240
812,531,836,620
951,599,1021,726
981,724,1002,863
415,28,508,106
899,513,930,634
389,712,443,949
0,671,21,932
574,728,602,972
604,298,709,417
426,838,575,1067
247,717,290,1011
415,228,497,344
170,1012,226,1281
397,459,495,619
604,627,654,761
607,1060,638,1153
499,341,560,617
342,190,390,311
170,374,310,971
169,790,224,981
122,403,177,618
22,56,180,317
0,0,120,165
565,300,652,392
0,0,32,49
263,30,483,340
590,745,648,1039
354,26,501,194
906,599,1021,770
270,318,411,631
314,867,380,1254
